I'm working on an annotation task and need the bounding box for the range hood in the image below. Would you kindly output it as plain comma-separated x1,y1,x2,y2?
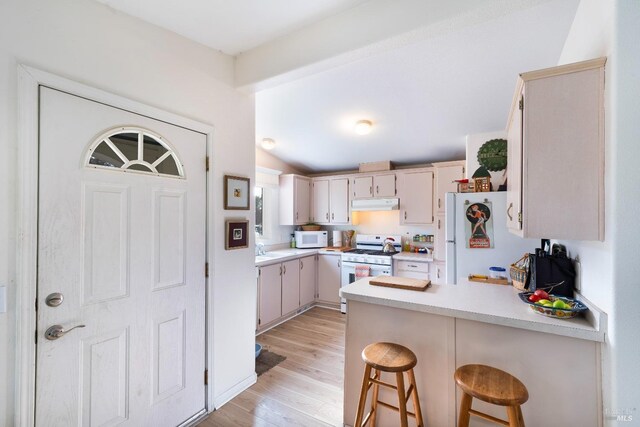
351,198,399,211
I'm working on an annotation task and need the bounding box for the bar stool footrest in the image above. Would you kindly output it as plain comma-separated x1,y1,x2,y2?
469,408,510,426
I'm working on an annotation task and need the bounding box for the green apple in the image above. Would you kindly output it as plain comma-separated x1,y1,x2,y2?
537,299,551,305
553,300,567,309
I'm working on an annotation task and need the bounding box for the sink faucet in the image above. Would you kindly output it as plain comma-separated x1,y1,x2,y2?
256,242,266,256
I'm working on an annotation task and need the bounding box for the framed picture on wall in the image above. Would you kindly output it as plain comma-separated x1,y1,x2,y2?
225,219,249,250
224,175,250,210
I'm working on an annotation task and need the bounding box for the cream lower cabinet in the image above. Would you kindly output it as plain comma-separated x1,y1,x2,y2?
506,58,605,240
432,261,446,285
317,254,341,304
281,259,300,316
393,260,430,281
258,263,282,327
258,256,318,329
398,170,434,225
299,255,317,307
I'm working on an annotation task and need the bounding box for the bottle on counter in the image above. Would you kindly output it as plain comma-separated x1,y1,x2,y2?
290,234,296,248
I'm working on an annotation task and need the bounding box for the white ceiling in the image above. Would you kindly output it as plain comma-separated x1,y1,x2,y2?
256,0,580,173
94,0,369,55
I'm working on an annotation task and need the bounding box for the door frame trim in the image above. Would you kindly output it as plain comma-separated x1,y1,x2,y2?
16,65,216,425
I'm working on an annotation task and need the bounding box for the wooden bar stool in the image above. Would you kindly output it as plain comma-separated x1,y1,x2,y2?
454,364,529,427
354,342,424,427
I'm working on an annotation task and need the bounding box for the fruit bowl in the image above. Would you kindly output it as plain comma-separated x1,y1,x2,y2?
518,292,588,319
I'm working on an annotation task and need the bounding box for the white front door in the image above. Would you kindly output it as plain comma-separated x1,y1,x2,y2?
36,87,207,426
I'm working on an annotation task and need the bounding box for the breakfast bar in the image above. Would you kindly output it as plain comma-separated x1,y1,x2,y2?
340,279,606,426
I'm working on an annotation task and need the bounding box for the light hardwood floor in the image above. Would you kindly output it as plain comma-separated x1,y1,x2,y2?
199,307,346,426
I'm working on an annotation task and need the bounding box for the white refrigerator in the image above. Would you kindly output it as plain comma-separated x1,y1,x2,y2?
445,192,539,284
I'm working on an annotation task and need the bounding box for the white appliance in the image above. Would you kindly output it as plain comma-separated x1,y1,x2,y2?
445,192,538,284
294,230,328,248
340,234,401,313
351,198,399,211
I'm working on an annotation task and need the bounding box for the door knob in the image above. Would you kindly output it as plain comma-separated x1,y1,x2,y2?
45,324,86,340
45,292,64,307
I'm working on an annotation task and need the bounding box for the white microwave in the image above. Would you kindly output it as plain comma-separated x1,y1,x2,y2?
295,231,328,248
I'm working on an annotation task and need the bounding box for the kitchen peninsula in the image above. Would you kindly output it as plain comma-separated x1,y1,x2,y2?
340,279,605,426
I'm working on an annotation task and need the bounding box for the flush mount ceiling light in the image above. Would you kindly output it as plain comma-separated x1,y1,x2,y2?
354,120,373,135
261,138,276,150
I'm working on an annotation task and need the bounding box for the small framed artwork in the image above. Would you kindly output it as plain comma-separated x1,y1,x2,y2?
225,219,249,250
224,175,250,210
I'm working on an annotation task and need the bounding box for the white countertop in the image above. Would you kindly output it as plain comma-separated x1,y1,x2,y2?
340,278,606,342
392,252,434,262
255,248,341,266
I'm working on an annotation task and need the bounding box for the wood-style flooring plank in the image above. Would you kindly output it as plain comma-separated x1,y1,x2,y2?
198,307,345,427
199,401,277,427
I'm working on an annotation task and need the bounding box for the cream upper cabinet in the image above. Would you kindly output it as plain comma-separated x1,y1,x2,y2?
353,176,373,199
373,174,396,197
329,178,350,224
398,170,434,225
434,214,446,261
506,58,605,240
312,177,350,224
312,179,330,224
279,174,311,225
434,162,465,214
353,174,396,199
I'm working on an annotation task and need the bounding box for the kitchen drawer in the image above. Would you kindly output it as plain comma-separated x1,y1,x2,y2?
395,260,430,273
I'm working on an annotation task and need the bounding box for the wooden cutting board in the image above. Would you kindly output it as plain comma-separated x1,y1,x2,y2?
321,246,353,252
467,275,509,285
369,276,431,291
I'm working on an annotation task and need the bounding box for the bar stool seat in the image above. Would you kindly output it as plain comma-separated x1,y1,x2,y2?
354,342,423,427
454,364,528,427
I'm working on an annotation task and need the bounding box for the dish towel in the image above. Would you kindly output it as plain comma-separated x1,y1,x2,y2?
355,265,370,278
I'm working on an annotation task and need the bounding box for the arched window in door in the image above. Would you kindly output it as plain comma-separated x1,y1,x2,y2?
86,127,184,178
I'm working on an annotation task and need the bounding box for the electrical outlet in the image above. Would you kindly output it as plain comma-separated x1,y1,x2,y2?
573,259,581,291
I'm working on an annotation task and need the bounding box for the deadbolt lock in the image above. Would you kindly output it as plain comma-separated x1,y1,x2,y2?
45,292,64,307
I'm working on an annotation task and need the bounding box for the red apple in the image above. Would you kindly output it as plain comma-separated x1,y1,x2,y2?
528,294,540,302
533,289,550,300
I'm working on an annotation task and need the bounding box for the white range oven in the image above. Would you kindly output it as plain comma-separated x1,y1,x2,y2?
339,234,401,313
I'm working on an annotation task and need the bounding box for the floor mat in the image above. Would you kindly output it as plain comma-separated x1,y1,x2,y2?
255,349,286,377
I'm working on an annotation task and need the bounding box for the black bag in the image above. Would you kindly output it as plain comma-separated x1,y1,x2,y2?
528,252,575,297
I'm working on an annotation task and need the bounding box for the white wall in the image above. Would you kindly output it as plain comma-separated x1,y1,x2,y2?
556,0,640,424
0,0,256,424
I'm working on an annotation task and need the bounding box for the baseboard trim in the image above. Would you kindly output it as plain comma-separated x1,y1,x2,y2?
212,372,258,409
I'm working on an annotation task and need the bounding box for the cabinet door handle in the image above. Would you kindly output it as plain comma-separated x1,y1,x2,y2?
300,260,303,270
404,211,407,220
296,212,299,220
438,219,441,229
279,266,282,276
376,185,379,194
326,212,329,220
338,260,341,268
370,186,373,196
283,265,286,275
331,213,334,220
507,203,513,221
438,198,441,208
437,268,440,279
408,264,418,268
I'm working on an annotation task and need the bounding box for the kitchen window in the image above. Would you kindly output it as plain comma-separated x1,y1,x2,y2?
255,186,264,236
